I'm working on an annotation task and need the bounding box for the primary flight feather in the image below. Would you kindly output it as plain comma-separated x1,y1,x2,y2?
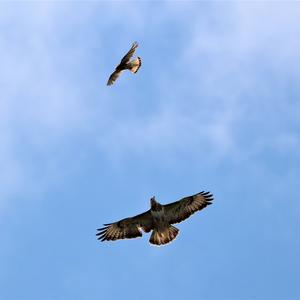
96,191,213,246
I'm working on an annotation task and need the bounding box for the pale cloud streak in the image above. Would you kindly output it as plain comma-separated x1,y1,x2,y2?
0,2,154,213
0,4,94,213
176,2,300,160
1,2,300,214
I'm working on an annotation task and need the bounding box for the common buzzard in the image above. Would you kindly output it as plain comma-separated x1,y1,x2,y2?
107,41,141,86
96,191,213,246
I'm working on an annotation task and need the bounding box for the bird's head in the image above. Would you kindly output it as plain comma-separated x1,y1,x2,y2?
150,196,162,211
150,196,156,206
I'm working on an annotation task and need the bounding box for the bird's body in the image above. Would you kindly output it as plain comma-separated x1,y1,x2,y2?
96,191,213,246
150,201,168,230
107,42,141,86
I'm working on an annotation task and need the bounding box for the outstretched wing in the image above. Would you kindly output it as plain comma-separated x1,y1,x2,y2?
120,41,138,65
96,210,153,242
164,191,213,225
107,70,122,86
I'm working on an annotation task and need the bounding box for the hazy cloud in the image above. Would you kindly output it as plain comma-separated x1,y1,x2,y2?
1,2,300,214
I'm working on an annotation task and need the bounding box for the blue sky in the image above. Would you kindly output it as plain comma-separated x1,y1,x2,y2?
1,1,300,300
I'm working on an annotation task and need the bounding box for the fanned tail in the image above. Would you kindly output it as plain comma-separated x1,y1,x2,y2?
128,57,141,73
149,225,179,246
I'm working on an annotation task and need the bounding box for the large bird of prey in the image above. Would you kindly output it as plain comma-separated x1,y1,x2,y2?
107,41,142,86
96,191,213,246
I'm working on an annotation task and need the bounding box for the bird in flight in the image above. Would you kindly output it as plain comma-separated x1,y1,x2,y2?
107,41,142,86
96,191,213,246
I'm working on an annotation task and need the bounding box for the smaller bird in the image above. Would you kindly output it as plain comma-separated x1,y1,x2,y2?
96,191,213,246
107,41,142,86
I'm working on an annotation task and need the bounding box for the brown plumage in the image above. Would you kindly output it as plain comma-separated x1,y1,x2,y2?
96,191,213,246
107,41,142,86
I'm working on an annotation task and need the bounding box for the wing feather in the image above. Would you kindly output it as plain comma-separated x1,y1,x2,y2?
164,191,213,224
107,70,122,86
96,210,153,242
120,41,138,65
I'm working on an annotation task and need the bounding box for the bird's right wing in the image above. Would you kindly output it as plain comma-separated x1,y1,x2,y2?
96,210,153,242
107,70,122,86
163,191,213,225
120,42,138,65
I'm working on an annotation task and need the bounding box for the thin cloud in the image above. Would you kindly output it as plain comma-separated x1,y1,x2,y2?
1,2,300,215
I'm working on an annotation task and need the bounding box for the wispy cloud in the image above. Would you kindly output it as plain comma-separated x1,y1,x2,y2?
177,2,300,158
95,2,300,163
0,2,158,213
0,4,94,212
1,2,300,215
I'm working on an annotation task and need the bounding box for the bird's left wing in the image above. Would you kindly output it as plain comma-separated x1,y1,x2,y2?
120,42,138,65
96,210,153,242
163,191,213,225
107,70,122,86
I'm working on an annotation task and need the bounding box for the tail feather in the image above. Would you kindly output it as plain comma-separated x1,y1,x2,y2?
149,225,179,246
128,57,141,73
